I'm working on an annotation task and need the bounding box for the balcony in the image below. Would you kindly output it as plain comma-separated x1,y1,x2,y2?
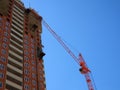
10,44,23,55
7,63,22,74
11,23,23,34
10,33,23,43
6,80,22,90
8,56,22,67
12,15,24,25
10,39,23,50
12,11,24,21
13,7,24,18
9,50,23,60
14,4,24,14
11,28,23,39
12,19,23,30
7,71,22,82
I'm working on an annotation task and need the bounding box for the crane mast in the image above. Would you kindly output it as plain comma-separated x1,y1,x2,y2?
42,19,96,90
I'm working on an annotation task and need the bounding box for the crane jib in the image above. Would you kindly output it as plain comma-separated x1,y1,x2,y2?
42,19,97,90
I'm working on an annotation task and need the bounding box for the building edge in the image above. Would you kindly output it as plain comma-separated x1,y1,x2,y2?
0,0,46,90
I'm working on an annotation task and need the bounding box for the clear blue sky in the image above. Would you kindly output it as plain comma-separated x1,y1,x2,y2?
22,0,120,90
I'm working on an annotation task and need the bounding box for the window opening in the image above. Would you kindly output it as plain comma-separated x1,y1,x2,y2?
3,37,8,42
24,84,29,90
2,43,7,48
24,50,29,55
6,21,10,26
5,26,9,31
0,56,6,62
0,82,2,88
0,73,4,78
1,49,6,54
24,56,29,61
0,64,4,70
4,32,9,37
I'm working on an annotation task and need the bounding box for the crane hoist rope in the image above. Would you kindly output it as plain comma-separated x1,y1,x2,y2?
42,19,97,90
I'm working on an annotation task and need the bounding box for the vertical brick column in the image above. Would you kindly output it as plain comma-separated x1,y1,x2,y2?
23,13,38,90
35,29,46,90
0,0,14,89
0,16,10,90
23,9,46,90
30,36,37,90
23,33,31,90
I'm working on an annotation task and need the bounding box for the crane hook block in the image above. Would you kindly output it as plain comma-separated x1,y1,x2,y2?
79,67,90,74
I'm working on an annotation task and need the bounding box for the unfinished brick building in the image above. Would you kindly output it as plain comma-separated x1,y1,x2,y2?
0,0,46,90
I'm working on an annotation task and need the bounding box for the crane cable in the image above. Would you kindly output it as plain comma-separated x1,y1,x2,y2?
42,19,97,90
62,38,79,54
42,19,80,65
